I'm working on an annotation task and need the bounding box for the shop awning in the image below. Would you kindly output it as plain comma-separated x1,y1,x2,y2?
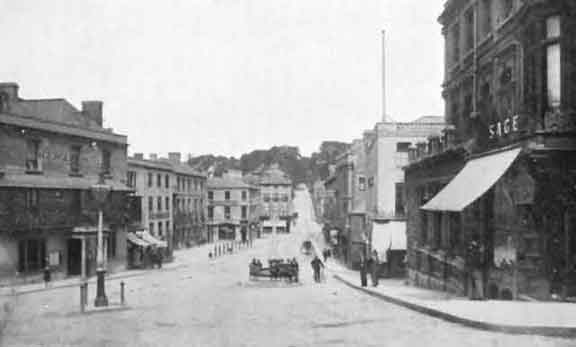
126,233,151,247
372,221,406,253
137,230,168,248
421,147,522,212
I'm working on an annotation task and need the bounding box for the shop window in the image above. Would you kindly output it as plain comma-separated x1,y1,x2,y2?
70,145,81,174
25,139,42,172
546,16,561,109
18,239,46,273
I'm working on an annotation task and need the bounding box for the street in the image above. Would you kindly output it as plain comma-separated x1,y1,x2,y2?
1,189,573,347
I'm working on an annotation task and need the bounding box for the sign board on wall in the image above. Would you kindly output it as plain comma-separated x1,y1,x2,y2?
489,115,520,139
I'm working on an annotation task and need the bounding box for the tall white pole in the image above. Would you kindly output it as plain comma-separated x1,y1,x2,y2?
97,210,103,269
382,29,387,122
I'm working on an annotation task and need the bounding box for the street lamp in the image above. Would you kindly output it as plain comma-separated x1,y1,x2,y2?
91,173,111,307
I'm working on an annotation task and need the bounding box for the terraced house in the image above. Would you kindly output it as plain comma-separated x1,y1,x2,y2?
0,82,135,284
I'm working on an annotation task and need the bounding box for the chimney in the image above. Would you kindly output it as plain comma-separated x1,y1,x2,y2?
149,153,158,161
82,101,103,127
168,152,181,163
133,153,144,160
0,82,19,101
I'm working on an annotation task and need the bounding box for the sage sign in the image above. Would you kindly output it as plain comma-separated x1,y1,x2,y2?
489,115,519,139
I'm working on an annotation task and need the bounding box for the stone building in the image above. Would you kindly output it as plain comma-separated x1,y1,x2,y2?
257,165,294,234
207,170,259,242
405,0,576,300
168,153,207,249
0,82,135,284
127,154,172,258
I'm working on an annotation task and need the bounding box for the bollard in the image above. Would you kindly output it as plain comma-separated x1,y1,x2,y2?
80,284,85,313
120,281,126,306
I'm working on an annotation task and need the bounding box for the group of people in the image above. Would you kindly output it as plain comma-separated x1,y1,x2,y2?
360,250,380,287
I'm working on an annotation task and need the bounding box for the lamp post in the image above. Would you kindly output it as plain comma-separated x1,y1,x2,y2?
91,173,111,307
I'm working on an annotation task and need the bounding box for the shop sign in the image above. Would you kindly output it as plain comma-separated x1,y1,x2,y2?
489,115,520,139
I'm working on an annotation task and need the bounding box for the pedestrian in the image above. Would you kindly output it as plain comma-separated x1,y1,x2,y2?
43,260,52,288
370,250,379,287
359,255,368,287
310,256,324,283
157,249,164,269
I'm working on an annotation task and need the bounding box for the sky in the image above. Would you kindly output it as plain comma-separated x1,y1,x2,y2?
0,0,446,158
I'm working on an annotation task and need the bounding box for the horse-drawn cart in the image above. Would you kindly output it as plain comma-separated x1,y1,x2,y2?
249,258,299,283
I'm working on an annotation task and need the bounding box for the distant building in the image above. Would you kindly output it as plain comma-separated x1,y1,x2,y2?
405,0,576,300
256,164,294,234
207,170,259,242
0,82,135,284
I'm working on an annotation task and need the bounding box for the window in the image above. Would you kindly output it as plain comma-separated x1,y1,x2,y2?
273,193,279,202
224,206,231,219
241,191,247,201
18,239,46,273
165,175,170,189
241,206,247,219
368,177,374,187
396,142,411,152
149,222,154,234
358,176,366,191
70,146,81,174
165,197,170,211
451,23,460,64
127,171,137,188
107,231,116,258
463,8,474,53
148,196,153,212
395,183,405,217
25,189,39,210
26,139,41,172
480,0,492,38
500,0,514,22
101,149,111,175
208,191,214,200
165,221,170,235
546,16,561,109
263,194,270,202
208,206,214,220
157,196,162,211
449,212,462,249
157,174,161,187
224,191,230,200
158,221,163,237
282,194,289,202
433,212,443,249
148,172,153,187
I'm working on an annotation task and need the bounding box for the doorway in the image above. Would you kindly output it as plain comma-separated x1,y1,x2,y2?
67,239,82,276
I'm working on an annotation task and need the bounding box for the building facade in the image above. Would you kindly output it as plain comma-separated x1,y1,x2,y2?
257,165,294,234
127,154,173,257
207,170,259,242
168,153,207,249
405,0,576,300
0,83,134,284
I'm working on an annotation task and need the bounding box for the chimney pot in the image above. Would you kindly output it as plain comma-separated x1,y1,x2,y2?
134,153,144,160
168,152,181,163
82,101,103,127
149,153,158,160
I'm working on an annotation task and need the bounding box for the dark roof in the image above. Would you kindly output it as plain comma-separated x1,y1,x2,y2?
208,176,254,189
258,166,292,185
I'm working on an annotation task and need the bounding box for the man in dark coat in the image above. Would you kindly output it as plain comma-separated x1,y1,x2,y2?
311,256,324,283
359,255,368,287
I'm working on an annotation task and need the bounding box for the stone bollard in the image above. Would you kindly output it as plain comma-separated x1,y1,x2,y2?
120,281,126,306
80,282,88,313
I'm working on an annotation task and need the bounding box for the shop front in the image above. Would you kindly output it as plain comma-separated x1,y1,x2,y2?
419,143,576,300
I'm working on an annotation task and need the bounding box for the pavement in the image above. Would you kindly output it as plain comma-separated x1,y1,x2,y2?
1,189,575,346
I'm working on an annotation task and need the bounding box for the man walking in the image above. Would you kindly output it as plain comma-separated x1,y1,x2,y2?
359,255,368,287
311,256,324,283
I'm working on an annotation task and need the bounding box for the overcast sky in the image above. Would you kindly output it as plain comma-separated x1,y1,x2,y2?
0,0,446,157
